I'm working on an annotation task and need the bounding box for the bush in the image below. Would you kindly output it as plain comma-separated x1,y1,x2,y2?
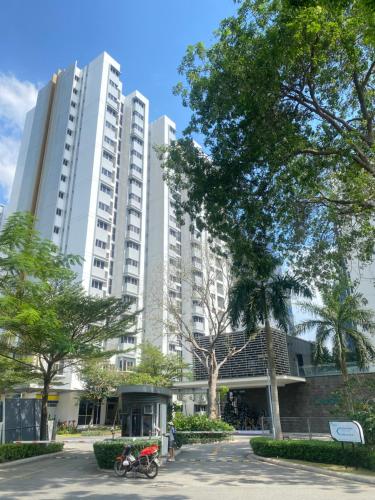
0,442,64,463
93,439,160,469
175,431,231,446
250,438,375,471
173,414,233,446
173,413,234,432
352,404,375,446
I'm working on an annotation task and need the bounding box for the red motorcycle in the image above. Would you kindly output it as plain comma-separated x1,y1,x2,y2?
114,444,159,479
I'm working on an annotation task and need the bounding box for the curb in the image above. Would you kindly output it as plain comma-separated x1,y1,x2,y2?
251,453,375,486
0,452,64,469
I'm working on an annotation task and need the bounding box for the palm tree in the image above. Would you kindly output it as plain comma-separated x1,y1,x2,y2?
296,279,375,411
229,262,311,440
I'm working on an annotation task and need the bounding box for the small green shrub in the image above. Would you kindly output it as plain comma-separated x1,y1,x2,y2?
93,439,160,469
173,413,234,432
175,431,231,446
57,425,79,435
0,442,64,463
250,438,375,471
173,414,233,445
352,405,375,446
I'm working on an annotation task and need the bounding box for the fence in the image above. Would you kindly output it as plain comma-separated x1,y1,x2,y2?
260,416,349,438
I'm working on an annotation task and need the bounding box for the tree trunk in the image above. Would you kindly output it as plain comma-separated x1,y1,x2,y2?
207,361,219,420
40,374,51,441
265,319,283,440
340,354,354,414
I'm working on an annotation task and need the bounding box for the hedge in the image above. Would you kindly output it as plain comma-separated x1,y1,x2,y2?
176,431,231,446
173,413,234,432
250,438,375,471
0,442,64,463
93,439,160,469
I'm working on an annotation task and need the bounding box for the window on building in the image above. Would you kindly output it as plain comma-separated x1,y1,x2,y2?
105,120,117,132
58,191,64,199
118,358,134,372
128,208,140,218
132,123,144,134
108,92,118,103
121,336,136,344
56,208,62,216
129,193,141,203
95,239,106,249
93,258,105,269
65,144,70,151
73,88,78,95
67,129,73,136
71,101,76,108
60,174,67,182
91,279,103,290
126,241,140,250
123,294,137,304
63,159,69,166
130,164,142,174
110,65,120,77
109,79,118,89
53,226,60,234
132,136,143,146
98,201,111,213
106,105,118,117
125,258,138,267
193,316,204,324
103,150,114,162
131,149,143,160
100,183,112,195
129,178,142,188
217,296,225,309
74,75,80,82
132,110,144,121
127,224,140,234
69,114,74,122
101,167,113,178
97,219,109,231
104,136,116,148
124,276,139,285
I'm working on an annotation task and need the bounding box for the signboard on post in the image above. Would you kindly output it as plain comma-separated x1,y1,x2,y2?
329,421,365,444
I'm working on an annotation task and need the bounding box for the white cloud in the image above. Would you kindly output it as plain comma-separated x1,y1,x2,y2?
0,74,38,129
0,73,39,200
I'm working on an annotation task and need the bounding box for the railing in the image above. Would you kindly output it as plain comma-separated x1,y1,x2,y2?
260,416,349,438
295,362,375,378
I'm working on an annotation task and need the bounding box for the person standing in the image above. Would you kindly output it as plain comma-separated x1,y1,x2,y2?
167,421,176,462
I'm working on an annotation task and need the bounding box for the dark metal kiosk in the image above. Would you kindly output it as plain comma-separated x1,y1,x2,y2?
119,385,171,456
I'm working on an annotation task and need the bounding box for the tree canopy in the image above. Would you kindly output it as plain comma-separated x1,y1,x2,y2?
163,0,375,283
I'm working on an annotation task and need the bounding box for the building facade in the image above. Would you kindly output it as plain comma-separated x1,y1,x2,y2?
5,53,231,424
6,53,150,422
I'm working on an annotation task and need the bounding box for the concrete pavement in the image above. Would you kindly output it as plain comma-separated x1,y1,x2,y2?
0,437,373,499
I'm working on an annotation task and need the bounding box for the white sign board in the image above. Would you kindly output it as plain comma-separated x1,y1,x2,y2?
329,421,365,444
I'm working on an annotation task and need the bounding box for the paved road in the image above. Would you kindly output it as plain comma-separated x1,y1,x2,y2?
0,438,373,499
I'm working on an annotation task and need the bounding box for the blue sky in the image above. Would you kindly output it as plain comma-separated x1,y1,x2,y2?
0,0,238,204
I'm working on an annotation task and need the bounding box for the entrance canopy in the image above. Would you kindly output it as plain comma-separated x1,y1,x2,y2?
172,375,305,394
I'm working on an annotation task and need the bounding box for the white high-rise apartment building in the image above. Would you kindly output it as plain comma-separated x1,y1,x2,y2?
7,53,149,418
6,52,230,423
145,116,231,365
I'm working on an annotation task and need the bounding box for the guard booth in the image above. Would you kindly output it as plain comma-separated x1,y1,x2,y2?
119,385,171,456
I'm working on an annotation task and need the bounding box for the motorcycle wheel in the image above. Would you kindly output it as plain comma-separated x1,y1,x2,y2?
114,459,128,477
145,461,159,479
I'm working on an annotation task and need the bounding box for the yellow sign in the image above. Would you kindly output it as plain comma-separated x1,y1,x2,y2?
35,394,59,401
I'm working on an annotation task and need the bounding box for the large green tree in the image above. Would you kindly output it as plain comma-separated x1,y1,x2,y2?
229,256,312,439
136,342,190,383
162,0,375,283
0,213,136,440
